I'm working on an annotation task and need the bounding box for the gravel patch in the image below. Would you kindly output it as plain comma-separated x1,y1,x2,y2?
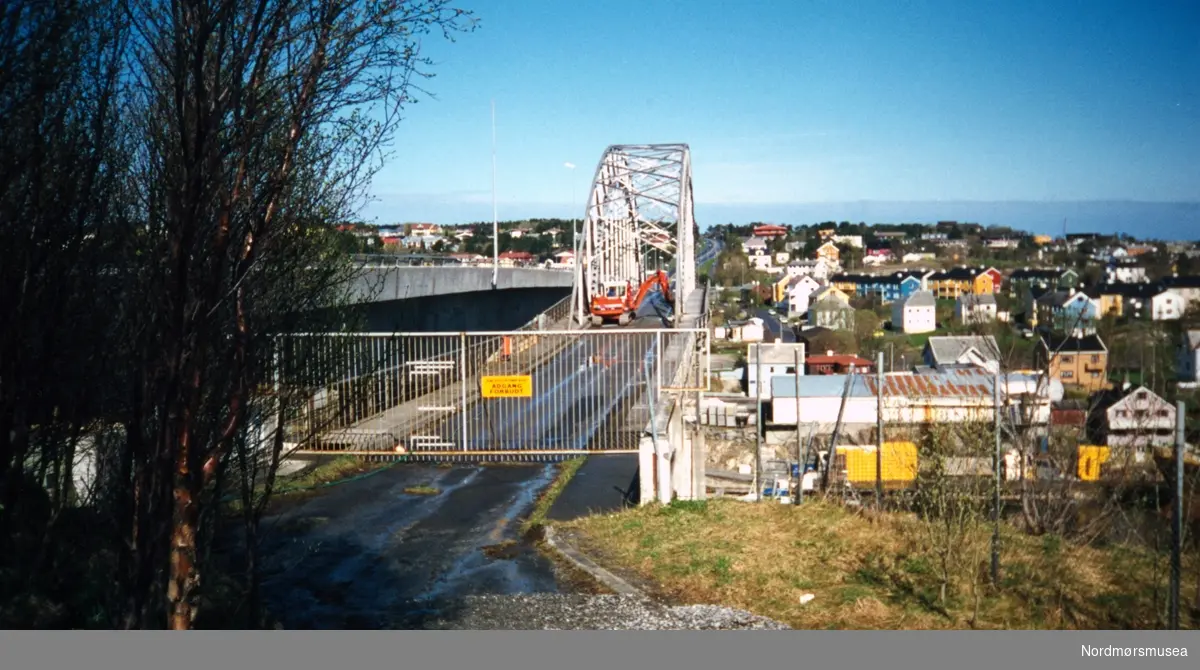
427,593,791,630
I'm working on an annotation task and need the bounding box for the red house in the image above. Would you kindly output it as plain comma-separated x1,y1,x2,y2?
982,267,1003,293
753,224,788,239
805,354,875,375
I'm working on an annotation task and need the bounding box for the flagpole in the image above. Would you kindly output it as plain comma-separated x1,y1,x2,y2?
491,99,498,289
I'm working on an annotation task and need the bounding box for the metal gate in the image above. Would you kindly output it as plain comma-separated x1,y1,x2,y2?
279,327,709,460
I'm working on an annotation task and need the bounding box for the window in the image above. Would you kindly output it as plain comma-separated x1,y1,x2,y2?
1157,410,1169,417
1061,355,1073,364
1061,370,1074,379
1090,355,1100,363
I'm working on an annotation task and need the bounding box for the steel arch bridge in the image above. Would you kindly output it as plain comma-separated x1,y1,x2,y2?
571,144,696,328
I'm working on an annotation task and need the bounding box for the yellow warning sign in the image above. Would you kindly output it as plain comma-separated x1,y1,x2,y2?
481,375,532,398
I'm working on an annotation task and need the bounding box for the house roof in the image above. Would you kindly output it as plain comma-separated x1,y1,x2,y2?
811,295,853,311
931,267,982,281
806,355,874,368
770,368,1030,400
743,236,768,249
747,343,806,366
925,336,1001,366
1096,281,1162,299
795,326,834,342
900,290,936,307
1010,267,1069,281
1162,275,1200,289
1040,333,1107,354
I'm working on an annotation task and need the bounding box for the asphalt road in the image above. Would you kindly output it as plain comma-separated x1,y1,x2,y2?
255,463,564,629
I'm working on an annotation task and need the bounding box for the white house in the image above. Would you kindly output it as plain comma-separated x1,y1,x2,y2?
786,258,833,281
832,234,864,249
1151,289,1188,321
1103,387,1177,457
749,254,774,272
774,251,791,266
955,293,998,325
549,250,576,268
784,275,821,315
892,290,936,334
731,318,766,343
743,236,769,256
1179,330,1200,383
902,252,937,264
746,343,806,399
1107,260,1147,284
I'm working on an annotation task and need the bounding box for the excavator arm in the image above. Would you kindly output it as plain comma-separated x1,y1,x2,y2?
630,270,674,311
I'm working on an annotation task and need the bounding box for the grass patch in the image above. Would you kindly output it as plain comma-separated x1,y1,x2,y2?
562,498,1199,630
522,457,586,534
403,485,441,496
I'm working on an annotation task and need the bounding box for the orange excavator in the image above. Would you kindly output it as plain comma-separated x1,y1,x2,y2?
589,269,674,327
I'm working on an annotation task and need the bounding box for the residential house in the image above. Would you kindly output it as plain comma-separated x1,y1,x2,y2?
809,296,855,331
549,250,576,268
832,234,864,249
1035,289,1100,336
892,290,937,334
928,267,992,299
769,369,1055,428
810,285,851,305
806,354,875,376
1090,387,1177,461
921,232,948,242
1037,333,1109,392
1008,267,1079,296
1032,235,1053,246
1107,258,1148,283
894,272,925,299
1094,281,1159,318
745,343,806,399
865,242,894,262
749,253,774,272
785,258,833,281
981,267,1004,293
873,230,907,241
817,228,836,240
753,224,789,239
782,275,821,315
449,252,486,266
508,226,533,239
922,335,1001,374
830,273,860,295
902,252,937,263
1161,275,1200,310
1151,289,1189,321
774,251,791,266
794,325,834,348
498,250,535,267
984,237,1020,250
407,222,443,238
743,236,769,256
956,293,998,325
1178,330,1200,383
815,241,840,263
730,318,766,344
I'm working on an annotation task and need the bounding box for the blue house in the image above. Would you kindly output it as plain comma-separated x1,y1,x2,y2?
899,275,923,299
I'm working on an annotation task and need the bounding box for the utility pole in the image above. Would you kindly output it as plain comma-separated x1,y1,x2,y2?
795,347,803,504
1170,401,1184,630
875,351,884,509
755,342,764,502
992,366,1002,586
491,99,499,289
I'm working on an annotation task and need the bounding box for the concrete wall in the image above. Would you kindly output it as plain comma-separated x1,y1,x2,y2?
349,266,573,304
349,287,570,332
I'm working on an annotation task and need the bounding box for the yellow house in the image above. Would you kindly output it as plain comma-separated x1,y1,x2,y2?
973,272,994,295
1097,291,1123,318
773,274,792,303
1033,235,1053,246
816,241,840,263
830,273,859,294
818,228,836,240
928,267,992,299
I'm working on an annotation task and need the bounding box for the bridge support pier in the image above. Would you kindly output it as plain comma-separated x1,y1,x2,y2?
638,396,706,505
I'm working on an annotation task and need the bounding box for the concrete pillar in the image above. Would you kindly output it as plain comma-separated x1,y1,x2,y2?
638,434,657,505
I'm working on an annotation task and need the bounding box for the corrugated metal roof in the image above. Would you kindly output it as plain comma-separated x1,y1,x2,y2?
771,369,1031,400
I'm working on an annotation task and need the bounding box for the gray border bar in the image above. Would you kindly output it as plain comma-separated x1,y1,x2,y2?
1,631,1194,670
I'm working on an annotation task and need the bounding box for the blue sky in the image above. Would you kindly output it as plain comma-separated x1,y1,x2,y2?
362,0,1199,235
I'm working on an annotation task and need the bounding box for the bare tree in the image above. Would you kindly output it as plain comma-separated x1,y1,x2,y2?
107,0,474,628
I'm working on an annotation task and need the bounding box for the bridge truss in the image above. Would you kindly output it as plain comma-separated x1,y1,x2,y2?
572,144,697,327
